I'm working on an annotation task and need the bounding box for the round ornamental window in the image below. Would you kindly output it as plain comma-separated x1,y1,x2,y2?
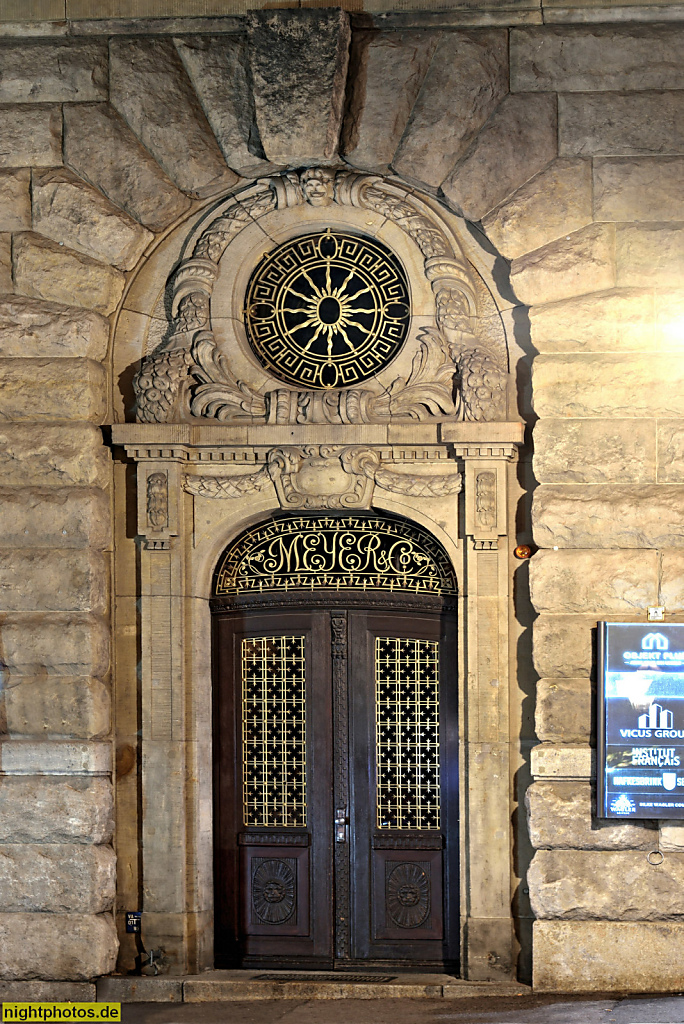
243,230,410,390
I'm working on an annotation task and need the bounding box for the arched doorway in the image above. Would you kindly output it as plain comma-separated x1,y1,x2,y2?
211,512,460,971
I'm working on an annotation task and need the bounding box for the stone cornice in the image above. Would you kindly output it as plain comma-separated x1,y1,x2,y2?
2,3,683,37
110,419,524,451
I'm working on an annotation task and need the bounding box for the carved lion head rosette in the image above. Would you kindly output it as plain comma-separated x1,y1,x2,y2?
133,169,508,426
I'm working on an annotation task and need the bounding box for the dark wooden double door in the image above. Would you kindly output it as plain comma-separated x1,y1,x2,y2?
213,603,459,970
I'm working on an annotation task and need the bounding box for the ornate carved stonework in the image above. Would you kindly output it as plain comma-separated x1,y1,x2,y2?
268,445,376,510
146,472,168,529
184,466,270,498
134,170,507,426
475,471,496,529
182,444,462,509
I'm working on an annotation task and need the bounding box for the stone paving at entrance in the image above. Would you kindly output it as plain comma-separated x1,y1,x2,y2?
117,995,684,1024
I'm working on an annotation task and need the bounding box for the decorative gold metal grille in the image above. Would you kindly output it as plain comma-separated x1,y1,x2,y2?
376,637,440,830
214,514,457,597
242,636,307,827
243,230,410,390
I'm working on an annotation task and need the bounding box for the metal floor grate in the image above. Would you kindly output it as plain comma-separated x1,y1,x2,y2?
254,973,396,983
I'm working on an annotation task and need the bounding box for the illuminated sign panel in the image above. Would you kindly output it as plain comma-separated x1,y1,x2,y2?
598,622,684,819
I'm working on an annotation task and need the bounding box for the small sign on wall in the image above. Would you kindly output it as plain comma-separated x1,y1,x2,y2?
598,622,684,819
125,911,142,934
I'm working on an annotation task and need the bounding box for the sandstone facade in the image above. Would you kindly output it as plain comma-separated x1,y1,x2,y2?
0,0,681,996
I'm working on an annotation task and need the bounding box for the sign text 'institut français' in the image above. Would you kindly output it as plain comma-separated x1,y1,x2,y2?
599,623,684,819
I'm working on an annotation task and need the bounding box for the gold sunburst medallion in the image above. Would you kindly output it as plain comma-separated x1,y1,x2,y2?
243,230,410,390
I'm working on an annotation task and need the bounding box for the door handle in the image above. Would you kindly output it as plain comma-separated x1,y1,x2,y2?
335,808,348,843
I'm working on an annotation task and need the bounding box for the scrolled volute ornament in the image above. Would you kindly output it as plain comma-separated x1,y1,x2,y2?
190,330,266,421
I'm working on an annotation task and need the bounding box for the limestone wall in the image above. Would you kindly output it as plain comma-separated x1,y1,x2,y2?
504,27,684,994
0,3,682,991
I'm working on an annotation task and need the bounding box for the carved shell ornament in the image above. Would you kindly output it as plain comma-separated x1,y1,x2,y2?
134,168,507,425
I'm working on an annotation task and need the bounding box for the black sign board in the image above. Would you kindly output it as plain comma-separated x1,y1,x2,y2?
598,622,684,819
125,911,141,934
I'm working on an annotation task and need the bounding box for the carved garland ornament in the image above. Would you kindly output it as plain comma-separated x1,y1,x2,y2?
183,445,463,510
134,169,506,425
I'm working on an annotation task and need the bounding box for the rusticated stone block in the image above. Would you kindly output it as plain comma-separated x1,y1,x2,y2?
536,678,591,743
532,354,684,418
533,485,684,549
0,614,109,678
660,551,684,612
0,740,111,775
531,744,592,780
0,426,109,488
0,489,109,550
0,106,61,168
483,159,591,261
534,419,655,484
0,232,11,293
526,781,653,851
657,289,684,349
594,158,684,223
657,422,684,483
32,168,152,271
0,550,107,614
0,913,117,981
110,38,236,196
528,289,655,354
13,232,124,316
529,850,684,921
0,169,30,231
0,296,109,361
393,29,508,188
174,35,273,179
559,91,684,157
0,41,107,103
5,677,110,739
342,30,438,173
443,93,557,223
0,845,115,913
511,224,615,306
529,549,657,612
660,823,684,853
247,10,350,166
0,358,106,422
533,920,684,992
63,103,191,233
617,225,684,290
511,26,684,93
533,614,595,678
0,777,113,843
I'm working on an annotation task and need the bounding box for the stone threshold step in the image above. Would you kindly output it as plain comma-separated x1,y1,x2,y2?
97,972,531,1003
